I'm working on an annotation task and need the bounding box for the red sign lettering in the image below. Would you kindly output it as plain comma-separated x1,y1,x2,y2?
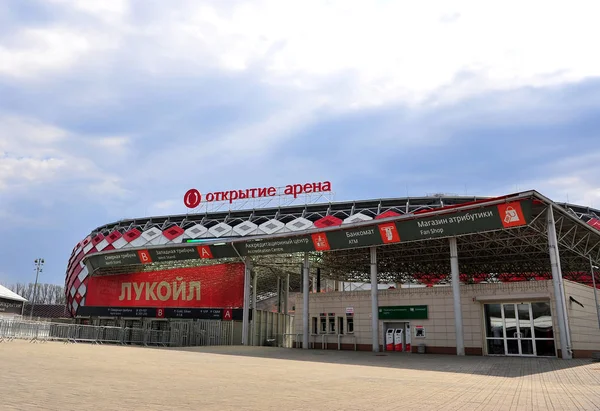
137,250,153,264
222,308,233,321
85,263,245,309
197,246,213,259
184,182,332,208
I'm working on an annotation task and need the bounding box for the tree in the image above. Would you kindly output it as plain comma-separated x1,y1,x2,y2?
6,283,66,305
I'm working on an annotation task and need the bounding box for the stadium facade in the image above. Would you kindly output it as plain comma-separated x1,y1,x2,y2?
65,185,600,358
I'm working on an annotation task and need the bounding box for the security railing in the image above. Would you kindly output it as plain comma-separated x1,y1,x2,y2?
0,319,233,348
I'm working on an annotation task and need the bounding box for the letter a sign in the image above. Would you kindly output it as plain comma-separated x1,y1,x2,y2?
197,246,214,259
222,308,233,321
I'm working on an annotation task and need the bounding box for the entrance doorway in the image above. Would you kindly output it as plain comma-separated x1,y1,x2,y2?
484,302,556,357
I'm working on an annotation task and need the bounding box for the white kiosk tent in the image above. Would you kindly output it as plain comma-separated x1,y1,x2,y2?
0,284,27,318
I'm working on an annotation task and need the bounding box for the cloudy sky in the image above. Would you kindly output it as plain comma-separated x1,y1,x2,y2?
1,0,599,286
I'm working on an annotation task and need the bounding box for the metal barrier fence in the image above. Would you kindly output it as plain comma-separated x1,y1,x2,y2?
169,320,234,347
0,319,233,347
0,320,51,342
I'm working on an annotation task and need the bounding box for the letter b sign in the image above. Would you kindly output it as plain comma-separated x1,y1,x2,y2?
137,250,153,264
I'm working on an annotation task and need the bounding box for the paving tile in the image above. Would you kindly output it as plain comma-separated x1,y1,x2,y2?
1,342,600,410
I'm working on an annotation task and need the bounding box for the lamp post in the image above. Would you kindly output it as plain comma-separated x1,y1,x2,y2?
30,258,44,320
590,256,600,329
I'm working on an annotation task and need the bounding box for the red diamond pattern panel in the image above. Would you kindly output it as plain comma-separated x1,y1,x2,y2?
81,236,92,249
73,277,82,292
74,291,83,305
71,251,84,276
106,230,123,244
92,233,105,246
123,228,142,243
66,272,77,292
163,225,185,241
314,215,343,228
71,263,83,282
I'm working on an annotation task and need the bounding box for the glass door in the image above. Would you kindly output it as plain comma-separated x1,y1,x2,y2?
517,304,535,355
503,303,535,356
484,302,556,357
484,304,506,355
503,304,521,355
531,302,556,356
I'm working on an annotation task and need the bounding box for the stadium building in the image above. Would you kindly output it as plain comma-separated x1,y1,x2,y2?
65,183,600,358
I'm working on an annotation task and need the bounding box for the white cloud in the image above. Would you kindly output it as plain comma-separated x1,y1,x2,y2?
1,0,599,216
0,28,92,79
544,176,600,206
89,136,130,151
0,115,67,150
3,0,600,106
164,0,599,106
48,0,130,18
496,152,600,208
0,115,131,201
88,177,131,199
0,156,67,190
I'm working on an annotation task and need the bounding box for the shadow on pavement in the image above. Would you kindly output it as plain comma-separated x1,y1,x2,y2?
160,345,594,378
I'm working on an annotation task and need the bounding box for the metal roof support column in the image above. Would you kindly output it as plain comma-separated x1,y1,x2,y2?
276,277,281,313
370,246,380,353
589,256,600,329
548,205,573,359
251,271,258,346
316,268,321,293
303,252,310,350
242,257,252,346
284,273,290,316
284,273,290,341
449,237,465,356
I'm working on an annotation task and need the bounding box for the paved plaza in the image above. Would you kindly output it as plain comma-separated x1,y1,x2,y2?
1,341,599,410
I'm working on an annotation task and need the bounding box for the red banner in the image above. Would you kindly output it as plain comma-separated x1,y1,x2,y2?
85,263,244,309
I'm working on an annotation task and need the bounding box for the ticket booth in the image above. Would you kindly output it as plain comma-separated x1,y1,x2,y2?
384,322,412,353
386,329,395,351
394,328,404,352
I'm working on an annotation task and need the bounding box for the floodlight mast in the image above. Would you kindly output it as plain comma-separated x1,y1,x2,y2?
30,258,45,320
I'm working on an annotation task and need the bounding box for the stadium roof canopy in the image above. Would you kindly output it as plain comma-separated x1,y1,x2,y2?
79,190,600,302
